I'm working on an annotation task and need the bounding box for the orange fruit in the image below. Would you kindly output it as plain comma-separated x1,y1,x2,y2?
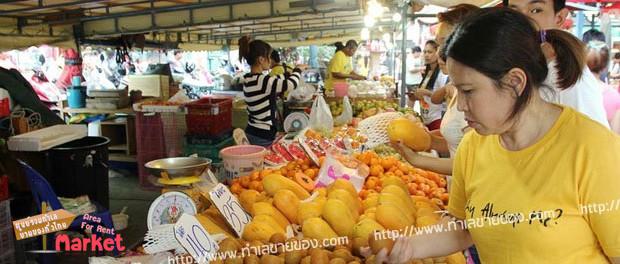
249,181,261,191
230,183,242,194
250,171,261,181
287,170,296,178
365,179,377,189
260,169,273,178
374,186,382,192
239,176,251,188
359,189,369,200
438,178,447,188
370,158,380,166
415,190,426,197
384,172,395,178
369,164,384,177
301,164,310,170
440,193,449,203
304,169,316,179
394,170,404,177
280,168,288,176
407,183,418,194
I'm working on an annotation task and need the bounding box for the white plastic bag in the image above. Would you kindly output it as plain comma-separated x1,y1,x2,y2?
287,79,315,102
309,95,333,134
333,96,353,126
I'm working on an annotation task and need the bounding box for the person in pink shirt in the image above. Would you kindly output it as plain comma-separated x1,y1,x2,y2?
585,41,620,133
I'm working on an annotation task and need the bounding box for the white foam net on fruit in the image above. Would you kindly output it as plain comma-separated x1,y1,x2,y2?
143,224,186,254
358,112,403,149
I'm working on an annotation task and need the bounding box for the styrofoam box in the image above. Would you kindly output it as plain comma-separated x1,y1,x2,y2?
127,75,170,99
7,125,87,152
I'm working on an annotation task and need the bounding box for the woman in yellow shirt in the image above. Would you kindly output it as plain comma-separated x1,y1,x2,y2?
325,40,366,91
383,8,620,264
269,50,292,77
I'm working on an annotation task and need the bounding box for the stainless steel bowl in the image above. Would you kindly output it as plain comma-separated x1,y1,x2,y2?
145,157,212,178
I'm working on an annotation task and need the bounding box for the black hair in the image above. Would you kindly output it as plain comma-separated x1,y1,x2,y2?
586,41,609,74
412,46,422,53
437,4,479,25
345,40,358,49
582,29,606,43
425,40,439,50
271,50,281,64
173,50,182,56
334,42,345,52
239,35,272,66
445,8,584,120
504,0,565,13
615,53,620,60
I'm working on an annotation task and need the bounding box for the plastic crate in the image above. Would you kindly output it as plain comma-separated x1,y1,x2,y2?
183,136,234,163
0,98,9,118
135,112,187,189
185,96,232,136
185,129,232,145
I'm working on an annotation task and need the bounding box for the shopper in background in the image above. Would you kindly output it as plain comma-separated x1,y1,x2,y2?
398,4,479,175
269,50,292,77
324,40,366,92
508,0,610,128
406,46,424,91
238,36,304,147
582,28,606,43
585,41,620,133
408,40,448,130
382,8,620,264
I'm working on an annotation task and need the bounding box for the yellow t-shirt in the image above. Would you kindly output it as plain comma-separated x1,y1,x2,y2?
325,50,352,91
449,106,620,263
270,65,285,76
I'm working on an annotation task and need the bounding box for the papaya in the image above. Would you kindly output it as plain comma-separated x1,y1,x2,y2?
253,215,286,234
302,217,338,240
295,172,315,192
387,117,431,151
362,196,379,211
379,193,415,222
196,213,235,238
382,185,416,213
322,199,355,237
352,218,384,244
263,174,310,199
446,252,466,264
327,179,358,198
297,199,325,224
381,176,409,194
242,219,282,242
239,189,266,214
252,202,291,229
328,189,362,220
376,204,414,230
274,189,300,224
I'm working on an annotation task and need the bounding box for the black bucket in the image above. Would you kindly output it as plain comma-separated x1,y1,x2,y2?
48,137,110,209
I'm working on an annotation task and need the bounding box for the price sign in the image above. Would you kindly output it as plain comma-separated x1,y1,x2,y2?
209,183,252,237
174,213,219,264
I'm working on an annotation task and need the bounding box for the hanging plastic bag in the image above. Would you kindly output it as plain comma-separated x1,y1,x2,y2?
309,94,333,134
333,96,353,126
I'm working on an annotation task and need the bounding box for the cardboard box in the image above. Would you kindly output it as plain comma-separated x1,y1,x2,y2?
127,75,170,99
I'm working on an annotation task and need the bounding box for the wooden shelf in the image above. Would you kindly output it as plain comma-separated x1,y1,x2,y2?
100,119,127,125
62,107,133,115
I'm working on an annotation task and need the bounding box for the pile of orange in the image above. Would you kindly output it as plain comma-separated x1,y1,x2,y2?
354,150,449,206
230,158,321,195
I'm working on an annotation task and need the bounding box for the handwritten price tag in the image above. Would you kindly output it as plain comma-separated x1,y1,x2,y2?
209,183,252,237
174,213,219,263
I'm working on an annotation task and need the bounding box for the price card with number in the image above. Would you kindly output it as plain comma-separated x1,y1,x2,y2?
174,213,219,264
209,183,252,237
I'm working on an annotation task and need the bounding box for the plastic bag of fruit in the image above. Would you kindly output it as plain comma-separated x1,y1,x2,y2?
315,151,369,192
333,96,353,126
309,94,334,134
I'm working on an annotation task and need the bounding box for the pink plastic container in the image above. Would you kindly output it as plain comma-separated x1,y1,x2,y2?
334,82,349,97
220,145,267,181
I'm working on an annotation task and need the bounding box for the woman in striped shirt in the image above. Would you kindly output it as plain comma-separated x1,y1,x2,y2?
239,36,304,147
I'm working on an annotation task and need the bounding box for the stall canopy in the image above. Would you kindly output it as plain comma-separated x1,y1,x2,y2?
0,0,396,50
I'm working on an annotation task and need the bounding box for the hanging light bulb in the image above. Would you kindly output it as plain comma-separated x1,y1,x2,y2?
368,0,384,18
392,13,402,22
364,15,376,27
361,28,370,40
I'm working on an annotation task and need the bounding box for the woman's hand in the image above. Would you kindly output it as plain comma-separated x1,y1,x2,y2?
414,89,433,99
374,236,417,264
392,141,422,166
